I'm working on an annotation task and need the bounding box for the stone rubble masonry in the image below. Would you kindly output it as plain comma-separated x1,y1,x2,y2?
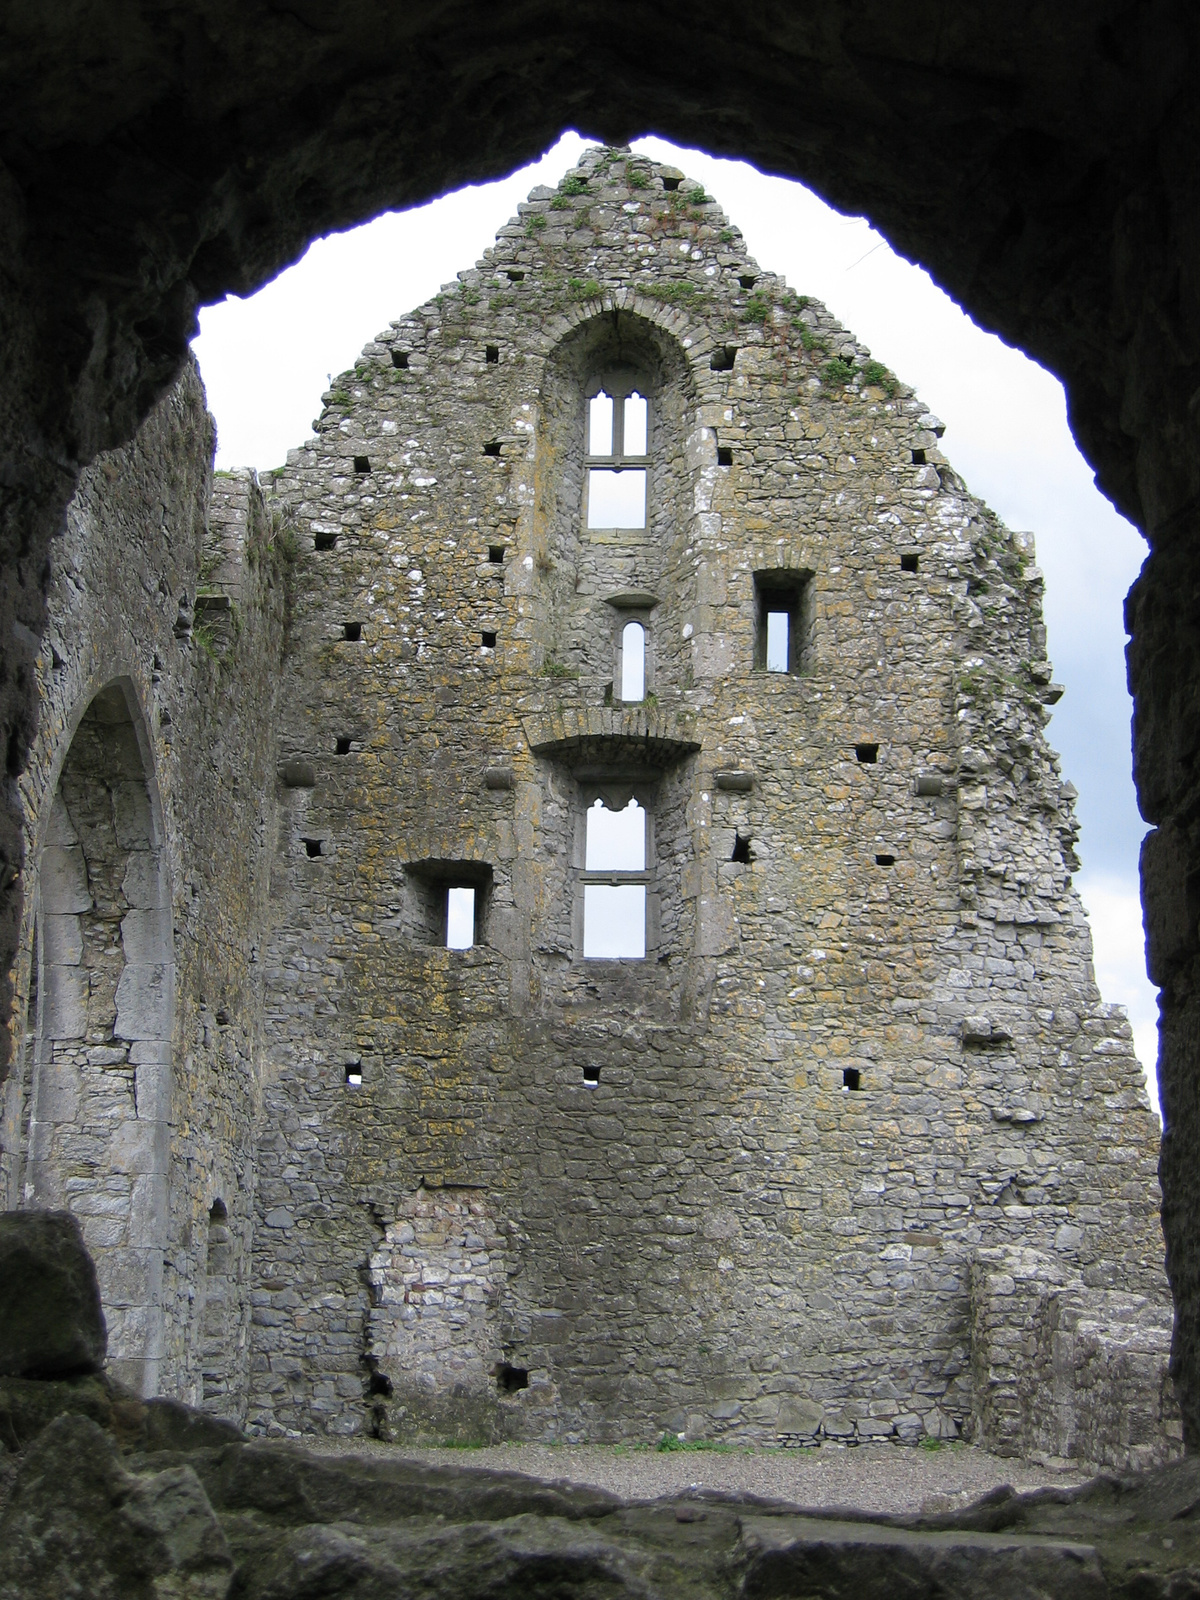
970,1246,1181,1471
0,146,1172,1457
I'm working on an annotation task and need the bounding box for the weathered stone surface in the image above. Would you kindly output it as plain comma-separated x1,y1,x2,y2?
0,1211,106,1378
1,0,1200,1448
0,1413,232,1600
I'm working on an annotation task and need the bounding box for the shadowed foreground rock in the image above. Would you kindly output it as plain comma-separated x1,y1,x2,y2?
0,1211,106,1379
4,1384,1200,1597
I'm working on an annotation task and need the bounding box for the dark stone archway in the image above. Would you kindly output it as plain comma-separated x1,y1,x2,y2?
2,0,1199,1437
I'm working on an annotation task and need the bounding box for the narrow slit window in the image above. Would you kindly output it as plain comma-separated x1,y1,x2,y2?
488,545,505,563
583,1065,600,1086
446,886,476,949
481,631,497,649
623,392,648,456
588,392,614,456
485,344,500,364
353,456,371,475
901,553,919,573
391,350,409,369
620,621,645,701
842,1068,862,1091
345,1063,363,1086
766,610,790,672
335,736,352,755
343,622,362,641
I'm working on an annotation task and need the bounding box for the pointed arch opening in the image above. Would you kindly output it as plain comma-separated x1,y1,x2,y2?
22,681,173,1396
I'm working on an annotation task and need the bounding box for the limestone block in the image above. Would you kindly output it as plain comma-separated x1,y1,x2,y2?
41,910,83,965
114,962,171,1041
41,844,91,914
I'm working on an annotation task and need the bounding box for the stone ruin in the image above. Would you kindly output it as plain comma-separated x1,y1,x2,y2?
0,147,1176,1470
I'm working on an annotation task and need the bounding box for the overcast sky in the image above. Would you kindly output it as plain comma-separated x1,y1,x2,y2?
192,133,1158,1110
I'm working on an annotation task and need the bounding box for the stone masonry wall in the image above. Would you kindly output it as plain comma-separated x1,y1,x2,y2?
0,365,286,1412
249,148,1167,1445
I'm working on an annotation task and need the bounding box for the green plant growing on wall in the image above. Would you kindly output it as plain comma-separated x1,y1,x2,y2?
645,280,702,306
743,293,771,324
462,287,481,305
861,359,898,397
688,186,708,205
561,175,588,196
550,194,572,210
540,658,579,680
525,214,547,235
719,229,734,243
329,389,351,406
820,357,855,387
567,278,602,301
796,323,829,353
627,168,649,190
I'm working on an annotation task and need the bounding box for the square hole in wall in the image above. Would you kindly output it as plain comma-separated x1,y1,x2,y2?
336,737,353,755
314,530,337,551
302,837,327,858
405,860,493,947
344,1062,363,1086
495,1363,529,1394
582,1065,600,1086
855,743,879,764
353,456,371,474
488,545,505,563
739,274,758,289
875,853,895,866
842,1068,862,1091
343,622,362,641
506,269,525,281
485,344,500,364
662,176,681,191
483,440,502,457
391,349,409,369
710,345,737,371
481,631,497,649
911,448,926,464
731,834,752,864
901,553,919,573
717,445,733,467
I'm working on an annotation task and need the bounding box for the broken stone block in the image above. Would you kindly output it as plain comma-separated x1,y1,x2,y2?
0,1210,107,1378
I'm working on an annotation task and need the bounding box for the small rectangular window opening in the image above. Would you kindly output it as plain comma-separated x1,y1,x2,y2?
842,1068,862,1092
911,448,926,465
717,445,734,467
345,1062,363,1086
732,834,752,864
506,269,525,282
875,853,895,866
662,176,681,191
582,1065,600,1087
446,886,476,950
353,455,371,475
483,440,502,457
583,797,648,960
391,350,409,369
343,622,362,641
485,344,500,364
302,837,325,858
710,346,737,371
754,572,810,674
481,631,497,649
314,531,337,551
900,553,919,573
336,737,353,755
496,1363,529,1394
587,468,646,529
488,545,505,563
855,743,879,764
739,274,758,289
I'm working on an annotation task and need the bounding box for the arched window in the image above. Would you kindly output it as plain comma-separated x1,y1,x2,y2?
585,374,649,530
620,621,645,701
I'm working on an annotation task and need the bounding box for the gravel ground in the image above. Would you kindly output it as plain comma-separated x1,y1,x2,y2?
300,1437,1090,1516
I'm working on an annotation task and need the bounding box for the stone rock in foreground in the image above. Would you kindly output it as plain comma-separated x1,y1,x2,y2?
0,1211,106,1379
0,1413,232,1600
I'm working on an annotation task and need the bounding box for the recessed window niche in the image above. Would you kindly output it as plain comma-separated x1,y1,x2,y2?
754,569,813,674
403,859,492,948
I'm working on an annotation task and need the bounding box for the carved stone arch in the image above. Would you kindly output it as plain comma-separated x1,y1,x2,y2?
21,678,173,1396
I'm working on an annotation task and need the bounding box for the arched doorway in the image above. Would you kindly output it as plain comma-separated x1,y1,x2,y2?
22,682,173,1396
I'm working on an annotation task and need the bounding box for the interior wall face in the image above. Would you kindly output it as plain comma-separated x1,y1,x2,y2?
0,366,285,1412
22,686,172,1394
250,150,1166,1445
